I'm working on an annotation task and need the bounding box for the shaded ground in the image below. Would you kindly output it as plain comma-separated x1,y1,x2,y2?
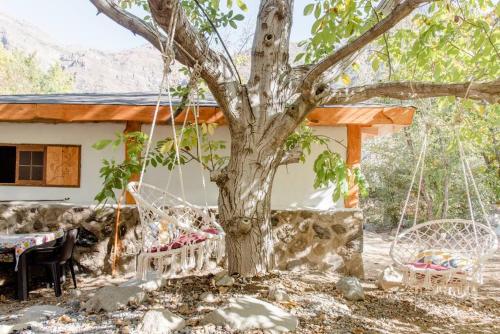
0,232,498,333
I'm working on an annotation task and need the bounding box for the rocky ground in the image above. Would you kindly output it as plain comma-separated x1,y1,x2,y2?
0,232,499,334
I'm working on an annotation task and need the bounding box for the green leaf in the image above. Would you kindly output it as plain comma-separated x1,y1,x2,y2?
233,14,244,21
304,4,314,16
92,139,112,150
341,73,351,85
236,0,248,12
314,4,321,19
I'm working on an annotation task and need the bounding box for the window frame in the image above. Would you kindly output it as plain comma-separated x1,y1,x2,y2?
0,143,81,188
15,144,46,186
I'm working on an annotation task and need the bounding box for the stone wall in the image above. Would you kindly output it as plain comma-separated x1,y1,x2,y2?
0,204,364,278
272,209,364,277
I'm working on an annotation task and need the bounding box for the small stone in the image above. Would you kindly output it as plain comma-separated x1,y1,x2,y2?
120,325,130,334
70,289,82,298
58,314,73,324
178,304,190,314
114,318,124,327
336,277,365,301
137,309,185,334
353,327,365,334
214,270,228,281
186,318,199,326
268,285,291,302
67,300,81,310
376,266,403,291
215,275,235,287
218,286,229,294
200,291,217,303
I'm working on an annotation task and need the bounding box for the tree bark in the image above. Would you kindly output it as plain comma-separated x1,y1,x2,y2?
215,126,284,275
213,0,295,276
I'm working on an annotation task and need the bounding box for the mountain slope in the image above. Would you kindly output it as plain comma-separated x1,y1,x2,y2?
0,12,173,93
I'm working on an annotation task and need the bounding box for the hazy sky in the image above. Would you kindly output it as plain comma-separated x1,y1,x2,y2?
0,0,314,51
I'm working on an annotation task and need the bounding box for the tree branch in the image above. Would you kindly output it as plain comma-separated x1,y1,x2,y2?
89,0,191,69
89,0,240,123
301,0,433,100
148,0,235,85
248,0,294,125
322,79,500,105
147,0,242,124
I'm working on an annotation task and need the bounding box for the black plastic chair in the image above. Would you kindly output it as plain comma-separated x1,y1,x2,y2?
28,229,79,297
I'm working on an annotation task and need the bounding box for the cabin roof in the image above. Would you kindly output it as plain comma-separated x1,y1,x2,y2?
0,93,416,136
0,92,410,109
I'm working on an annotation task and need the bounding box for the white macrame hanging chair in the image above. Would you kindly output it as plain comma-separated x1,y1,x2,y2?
390,131,497,296
128,9,225,280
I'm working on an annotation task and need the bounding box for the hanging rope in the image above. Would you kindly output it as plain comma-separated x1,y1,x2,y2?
138,70,169,189
192,88,210,209
463,151,491,227
412,126,430,227
138,3,179,189
392,130,429,245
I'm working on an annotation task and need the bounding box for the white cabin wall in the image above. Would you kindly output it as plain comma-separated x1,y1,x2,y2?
0,122,347,209
273,126,347,210
0,122,123,204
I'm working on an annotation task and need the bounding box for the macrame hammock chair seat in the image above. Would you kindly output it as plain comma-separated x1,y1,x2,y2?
391,219,497,295
389,133,497,296
129,182,225,281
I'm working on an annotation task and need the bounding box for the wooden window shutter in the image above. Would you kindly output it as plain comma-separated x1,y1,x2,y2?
45,145,81,187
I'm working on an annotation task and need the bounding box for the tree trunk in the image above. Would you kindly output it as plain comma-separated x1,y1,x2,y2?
215,122,284,276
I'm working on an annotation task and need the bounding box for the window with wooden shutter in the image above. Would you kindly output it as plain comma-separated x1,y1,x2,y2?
0,144,81,187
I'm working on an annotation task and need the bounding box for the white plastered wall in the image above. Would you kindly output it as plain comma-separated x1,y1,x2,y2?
0,122,347,209
0,122,123,204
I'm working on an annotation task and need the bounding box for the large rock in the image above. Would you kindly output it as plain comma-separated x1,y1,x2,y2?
0,305,67,333
17,305,67,322
268,285,291,302
376,265,403,291
336,277,365,301
203,296,298,333
215,274,235,287
82,286,147,312
137,309,185,334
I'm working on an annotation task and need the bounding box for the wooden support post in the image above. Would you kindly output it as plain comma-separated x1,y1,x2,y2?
344,125,362,208
124,121,142,204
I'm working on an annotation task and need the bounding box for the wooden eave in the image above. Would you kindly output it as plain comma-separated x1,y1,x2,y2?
0,103,415,128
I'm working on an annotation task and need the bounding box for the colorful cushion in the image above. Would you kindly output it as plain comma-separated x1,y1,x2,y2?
406,262,449,271
405,250,473,272
149,228,219,253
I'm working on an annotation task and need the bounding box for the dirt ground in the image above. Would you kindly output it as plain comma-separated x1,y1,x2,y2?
0,231,498,334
